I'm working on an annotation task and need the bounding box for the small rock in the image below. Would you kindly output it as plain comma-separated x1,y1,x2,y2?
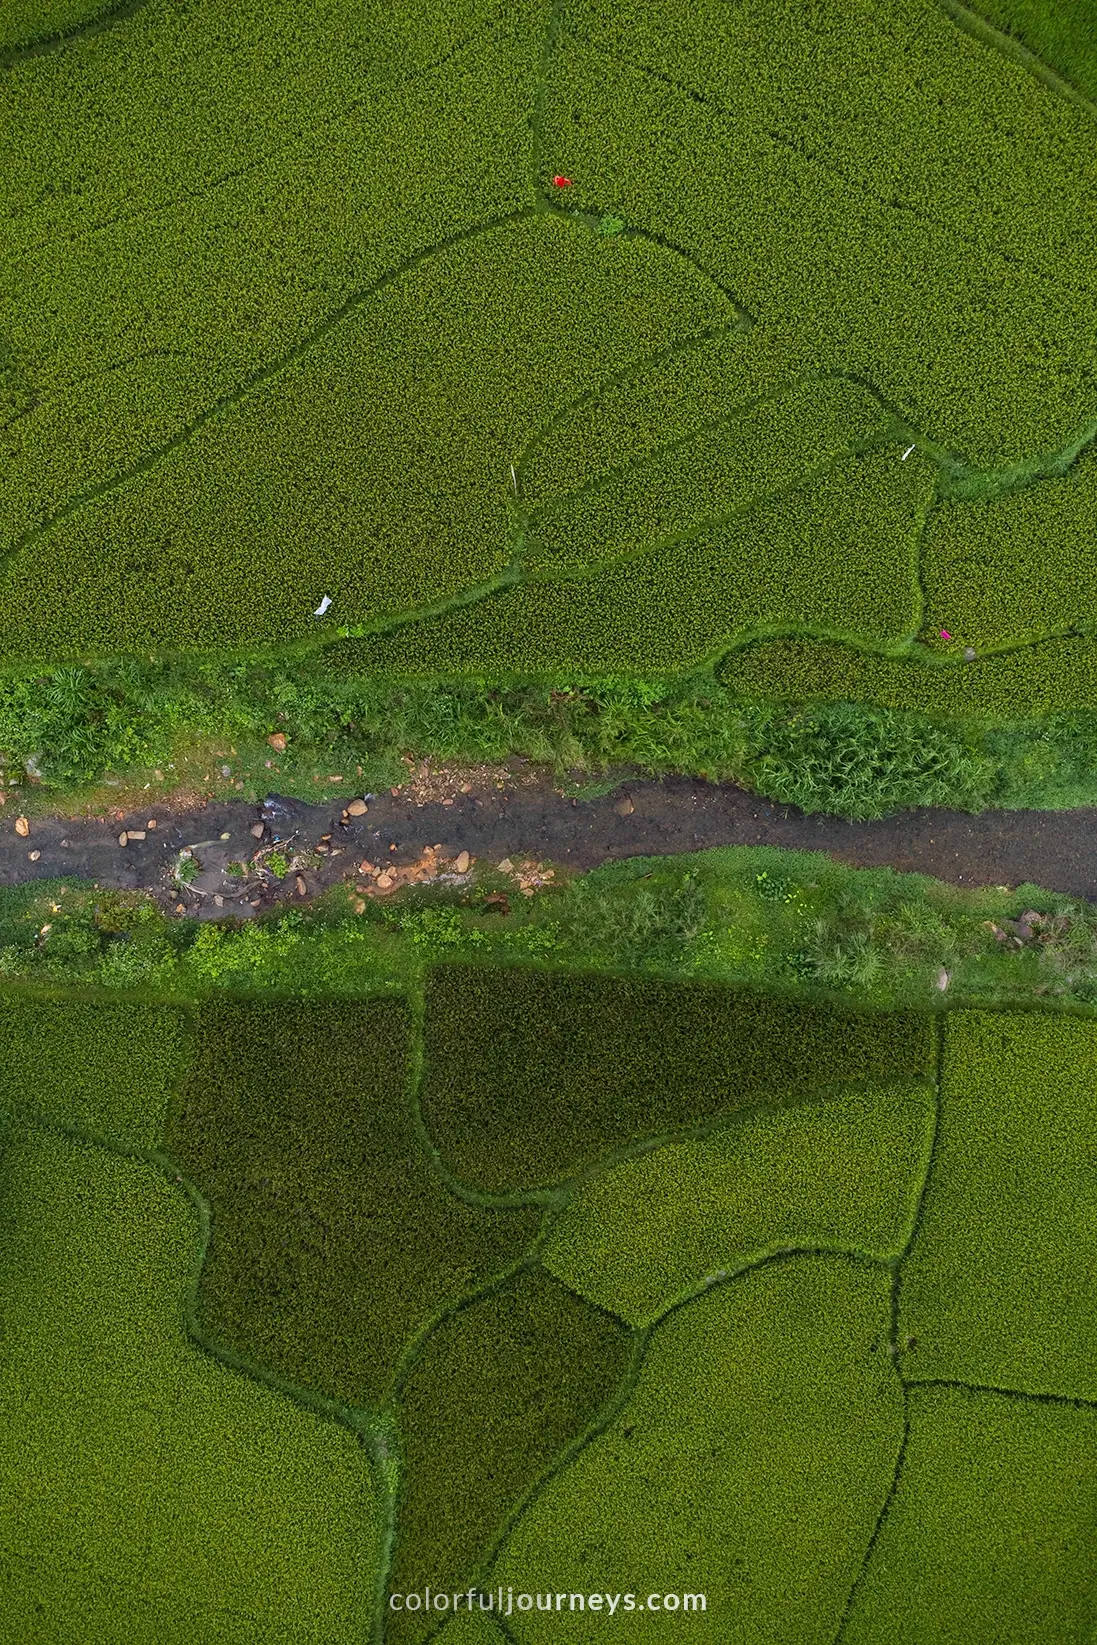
213,894,224,907
14,816,28,837
376,872,394,890
147,819,157,829
220,832,231,841
267,732,287,753
454,850,471,874
614,796,635,817
497,858,513,873
250,822,265,838
346,798,368,817
359,860,375,874
295,874,307,896
220,765,231,778
127,829,146,841
963,646,976,661
442,797,454,807
28,850,39,862
118,831,129,846
175,902,185,913
353,898,367,914
936,968,951,991
460,782,472,794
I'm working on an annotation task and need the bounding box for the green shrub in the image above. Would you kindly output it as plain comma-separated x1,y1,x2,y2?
747,702,997,819
840,1384,1097,1645
419,964,935,1192
0,1126,376,1642
493,1257,903,1644
166,995,541,1407
899,1010,1097,1401
389,1269,631,1642
544,1081,936,1323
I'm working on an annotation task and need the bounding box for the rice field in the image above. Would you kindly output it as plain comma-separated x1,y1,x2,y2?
3,0,1096,1638
2,0,1096,723
0,963,1093,1637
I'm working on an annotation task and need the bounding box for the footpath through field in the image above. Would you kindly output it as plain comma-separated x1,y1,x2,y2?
1,773,1095,915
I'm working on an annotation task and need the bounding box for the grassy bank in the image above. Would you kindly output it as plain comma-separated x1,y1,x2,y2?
7,655,1097,821
5,843,1097,1015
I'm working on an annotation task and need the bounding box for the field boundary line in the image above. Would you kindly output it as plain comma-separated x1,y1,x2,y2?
936,0,1097,123
3,207,535,564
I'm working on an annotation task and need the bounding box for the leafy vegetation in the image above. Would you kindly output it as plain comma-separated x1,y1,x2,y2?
493,1258,903,1643
900,1009,1097,1401
543,1080,937,1323
0,1124,376,1643
420,963,934,1192
166,995,540,1407
840,1383,1097,1645
389,1269,631,1642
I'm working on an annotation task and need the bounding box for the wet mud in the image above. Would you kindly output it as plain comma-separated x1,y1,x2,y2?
3,770,1096,917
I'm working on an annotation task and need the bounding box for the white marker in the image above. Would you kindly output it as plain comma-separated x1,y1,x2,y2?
313,594,333,617
901,444,916,461
510,464,518,496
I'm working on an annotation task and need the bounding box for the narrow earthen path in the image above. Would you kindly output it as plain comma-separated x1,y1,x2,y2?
2,770,1095,916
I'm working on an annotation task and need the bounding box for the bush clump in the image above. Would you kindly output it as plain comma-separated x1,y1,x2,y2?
748,703,997,819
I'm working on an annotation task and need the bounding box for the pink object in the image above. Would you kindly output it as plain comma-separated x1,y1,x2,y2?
939,630,951,640
552,175,573,188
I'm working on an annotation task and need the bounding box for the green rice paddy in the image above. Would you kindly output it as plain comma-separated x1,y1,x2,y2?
3,0,1097,801
0,953,1093,1637
3,0,1097,1637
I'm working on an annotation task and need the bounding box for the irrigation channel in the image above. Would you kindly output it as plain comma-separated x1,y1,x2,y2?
2,765,1097,916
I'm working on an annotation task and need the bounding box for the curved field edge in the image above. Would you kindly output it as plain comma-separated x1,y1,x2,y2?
0,1104,391,1642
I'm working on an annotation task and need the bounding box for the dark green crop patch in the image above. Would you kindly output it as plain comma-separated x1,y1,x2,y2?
166,994,541,1407
388,1268,632,1642
420,963,935,1192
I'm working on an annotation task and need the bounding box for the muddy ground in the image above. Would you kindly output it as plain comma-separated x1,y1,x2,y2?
2,763,1096,917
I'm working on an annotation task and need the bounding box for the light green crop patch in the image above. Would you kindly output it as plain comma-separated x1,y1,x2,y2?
524,374,895,572
0,1127,377,1642
0,992,191,1149
542,0,1097,465
351,444,929,679
718,632,1097,720
0,0,114,52
543,1080,937,1323
900,1010,1097,1401
922,447,1097,654
840,1384,1097,1645
492,1257,903,1643
0,210,729,667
